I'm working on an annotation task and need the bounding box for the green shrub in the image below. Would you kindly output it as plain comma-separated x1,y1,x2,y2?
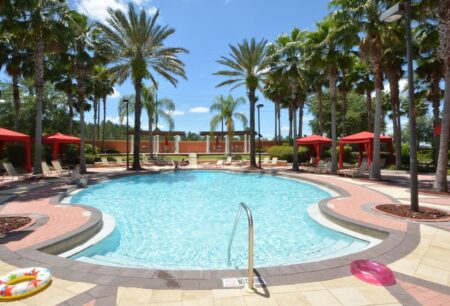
85,154,98,164
64,144,80,165
102,148,120,154
267,145,309,163
5,144,27,168
324,145,355,164
84,144,93,154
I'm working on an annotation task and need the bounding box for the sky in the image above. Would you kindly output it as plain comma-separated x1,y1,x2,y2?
70,0,332,138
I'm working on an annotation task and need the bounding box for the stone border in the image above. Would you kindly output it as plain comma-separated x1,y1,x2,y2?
0,169,422,289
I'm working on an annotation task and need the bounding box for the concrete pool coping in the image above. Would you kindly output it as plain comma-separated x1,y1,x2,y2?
0,168,423,289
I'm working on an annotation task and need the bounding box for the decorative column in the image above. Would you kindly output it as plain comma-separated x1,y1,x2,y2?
130,135,134,154
156,135,160,156
243,135,247,153
153,135,157,155
206,135,210,153
224,135,229,155
174,135,180,153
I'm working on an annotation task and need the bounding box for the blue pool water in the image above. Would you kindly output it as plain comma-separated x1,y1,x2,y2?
69,171,368,269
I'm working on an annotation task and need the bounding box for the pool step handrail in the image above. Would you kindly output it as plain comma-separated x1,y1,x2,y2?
227,202,254,291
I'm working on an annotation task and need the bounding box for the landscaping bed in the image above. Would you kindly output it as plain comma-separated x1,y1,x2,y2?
375,204,450,221
0,216,32,237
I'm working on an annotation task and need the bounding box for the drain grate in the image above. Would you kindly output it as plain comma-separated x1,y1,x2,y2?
222,277,265,288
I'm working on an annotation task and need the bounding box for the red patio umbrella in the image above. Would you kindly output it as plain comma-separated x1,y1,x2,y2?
297,135,332,165
339,131,394,169
42,132,81,161
0,128,32,172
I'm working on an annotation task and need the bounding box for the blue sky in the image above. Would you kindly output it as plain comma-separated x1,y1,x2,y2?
72,0,331,138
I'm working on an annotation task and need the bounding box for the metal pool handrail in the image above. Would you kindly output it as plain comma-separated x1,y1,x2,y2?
227,202,254,290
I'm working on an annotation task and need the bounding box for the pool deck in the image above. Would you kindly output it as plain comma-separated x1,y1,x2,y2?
0,166,449,305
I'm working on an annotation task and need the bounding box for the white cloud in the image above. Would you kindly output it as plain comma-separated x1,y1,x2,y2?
165,110,185,116
105,116,122,124
108,87,121,99
76,0,156,23
281,126,289,131
189,107,209,113
383,78,408,95
106,116,134,125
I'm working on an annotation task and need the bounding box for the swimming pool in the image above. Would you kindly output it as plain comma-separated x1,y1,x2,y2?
68,170,369,269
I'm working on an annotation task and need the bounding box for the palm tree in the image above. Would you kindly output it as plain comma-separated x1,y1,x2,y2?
0,3,28,130
429,0,450,192
337,53,357,136
354,60,374,132
215,38,270,167
21,0,69,174
210,95,248,155
306,16,358,173
331,0,390,180
99,4,188,170
267,28,308,170
142,86,175,159
263,71,288,143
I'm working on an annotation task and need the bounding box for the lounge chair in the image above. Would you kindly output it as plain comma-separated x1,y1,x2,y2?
51,160,70,177
307,160,330,174
216,160,224,167
41,162,54,176
261,157,270,165
271,157,278,165
1,162,40,181
339,158,368,178
301,157,316,167
142,154,150,165
101,157,110,166
224,156,233,165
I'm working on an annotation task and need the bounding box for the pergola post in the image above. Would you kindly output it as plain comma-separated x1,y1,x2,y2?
130,135,134,154
244,134,247,153
224,135,229,155
206,135,210,153
174,135,180,154
156,134,160,156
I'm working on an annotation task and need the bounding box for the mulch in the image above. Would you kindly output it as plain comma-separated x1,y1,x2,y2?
0,216,32,237
375,204,450,221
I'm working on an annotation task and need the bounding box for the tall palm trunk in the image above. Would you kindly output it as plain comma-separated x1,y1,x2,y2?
387,71,402,170
227,118,233,156
97,101,101,140
92,98,98,154
248,89,257,167
341,91,347,136
148,111,154,159
101,95,106,152
12,73,20,130
366,88,373,132
433,63,450,192
370,60,383,180
288,105,293,143
298,102,304,138
292,104,299,171
329,67,338,174
431,79,441,165
274,102,278,142
76,69,87,174
132,80,143,170
277,102,281,143
33,38,44,175
68,83,74,134
318,87,323,135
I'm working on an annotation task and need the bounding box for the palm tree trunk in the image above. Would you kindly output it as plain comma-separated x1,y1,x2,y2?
92,98,98,155
33,38,44,175
227,119,233,156
288,105,293,144
76,70,88,174
433,63,450,192
432,79,441,166
387,72,402,170
101,95,106,152
274,102,278,142
342,91,347,136
370,61,383,180
318,87,323,135
329,68,338,174
12,73,20,130
366,88,373,132
68,84,74,134
298,102,304,138
248,89,257,167
97,101,101,140
277,102,281,143
292,104,299,171
149,114,154,159
132,80,143,170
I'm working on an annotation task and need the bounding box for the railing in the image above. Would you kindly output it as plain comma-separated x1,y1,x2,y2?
227,202,254,290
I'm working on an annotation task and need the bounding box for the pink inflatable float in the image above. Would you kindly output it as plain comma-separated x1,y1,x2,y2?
350,260,395,286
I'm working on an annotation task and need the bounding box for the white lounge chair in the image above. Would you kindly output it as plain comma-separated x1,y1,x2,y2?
51,160,70,177
41,162,54,176
339,158,368,178
271,157,278,165
216,160,224,167
224,156,233,165
1,162,40,181
101,157,110,166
